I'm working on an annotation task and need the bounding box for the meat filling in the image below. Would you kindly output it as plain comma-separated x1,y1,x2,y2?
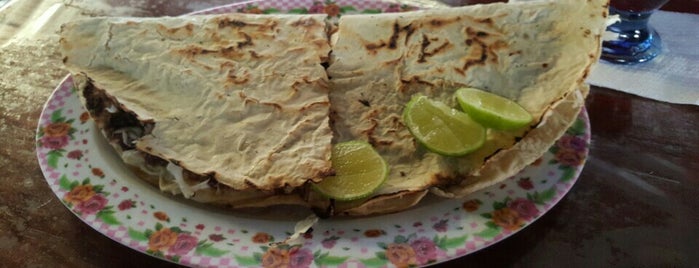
82,81,220,193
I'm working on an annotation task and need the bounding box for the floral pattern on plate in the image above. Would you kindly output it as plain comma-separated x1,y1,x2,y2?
36,1,591,267
37,75,589,267
196,0,421,17
233,1,417,17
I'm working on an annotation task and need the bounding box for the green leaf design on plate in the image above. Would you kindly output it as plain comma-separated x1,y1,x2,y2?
51,109,66,123
235,255,260,266
340,6,356,12
195,241,229,257
315,253,349,266
567,118,586,136
559,166,576,182
69,180,80,190
361,256,388,267
475,226,500,239
128,228,149,241
531,186,557,205
375,251,387,260
143,228,154,238
47,150,64,169
92,185,104,194
435,234,468,249
394,235,408,244
485,221,498,229
361,8,382,14
97,208,121,225
493,200,507,210
59,175,72,190
287,8,308,14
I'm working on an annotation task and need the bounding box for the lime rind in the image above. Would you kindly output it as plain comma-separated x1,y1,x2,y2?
403,95,486,156
455,87,533,130
312,141,388,201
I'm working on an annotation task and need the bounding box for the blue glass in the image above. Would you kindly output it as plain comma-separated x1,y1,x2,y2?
601,4,667,64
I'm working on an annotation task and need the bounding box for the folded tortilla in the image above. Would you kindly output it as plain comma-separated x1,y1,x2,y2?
324,0,607,215
61,14,333,206
59,0,608,216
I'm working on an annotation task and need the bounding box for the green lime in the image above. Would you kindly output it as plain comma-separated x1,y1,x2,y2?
403,95,486,156
312,141,388,201
455,87,533,130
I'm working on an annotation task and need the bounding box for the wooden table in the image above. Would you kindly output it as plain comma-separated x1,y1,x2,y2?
1,0,697,267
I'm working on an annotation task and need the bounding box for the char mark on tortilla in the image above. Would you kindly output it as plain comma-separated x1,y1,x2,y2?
364,21,415,52
217,18,247,28
417,34,451,63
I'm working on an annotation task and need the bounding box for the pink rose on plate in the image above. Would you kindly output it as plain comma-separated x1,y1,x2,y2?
517,177,534,190
41,135,69,150
209,234,225,242
289,247,314,268
321,236,338,249
308,2,325,13
508,198,539,221
555,150,585,167
118,199,134,211
76,194,108,214
432,219,448,232
67,150,83,160
410,237,440,264
385,4,401,12
557,135,587,152
168,233,198,255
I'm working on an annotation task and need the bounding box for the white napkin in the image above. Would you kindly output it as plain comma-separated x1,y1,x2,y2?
587,11,699,106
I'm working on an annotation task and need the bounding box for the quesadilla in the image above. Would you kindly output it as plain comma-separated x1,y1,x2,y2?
58,0,608,216
319,0,607,215
61,14,333,207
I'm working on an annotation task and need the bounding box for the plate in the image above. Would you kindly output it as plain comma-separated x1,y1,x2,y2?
36,1,591,267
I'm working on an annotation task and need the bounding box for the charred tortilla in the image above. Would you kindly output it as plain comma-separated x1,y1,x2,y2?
61,14,333,206
323,0,606,215
59,0,607,216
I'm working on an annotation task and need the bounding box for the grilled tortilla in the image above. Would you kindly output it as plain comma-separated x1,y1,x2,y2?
322,0,607,215
61,14,333,207
59,0,607,216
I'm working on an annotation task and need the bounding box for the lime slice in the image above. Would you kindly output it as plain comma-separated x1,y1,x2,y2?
312,141,388,201
455,87,533,130
403,95,486,156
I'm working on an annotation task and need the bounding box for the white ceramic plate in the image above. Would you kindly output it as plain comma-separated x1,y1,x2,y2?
37,1,590,267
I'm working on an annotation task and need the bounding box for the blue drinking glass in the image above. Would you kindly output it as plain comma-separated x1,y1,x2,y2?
601,0,670,64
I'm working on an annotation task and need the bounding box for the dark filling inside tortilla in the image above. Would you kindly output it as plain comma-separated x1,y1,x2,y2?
82,80,326,212
82,81,224,188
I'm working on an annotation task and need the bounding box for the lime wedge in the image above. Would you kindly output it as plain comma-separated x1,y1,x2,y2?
455,87,533,130
403,95,486,156
312,141,388,201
